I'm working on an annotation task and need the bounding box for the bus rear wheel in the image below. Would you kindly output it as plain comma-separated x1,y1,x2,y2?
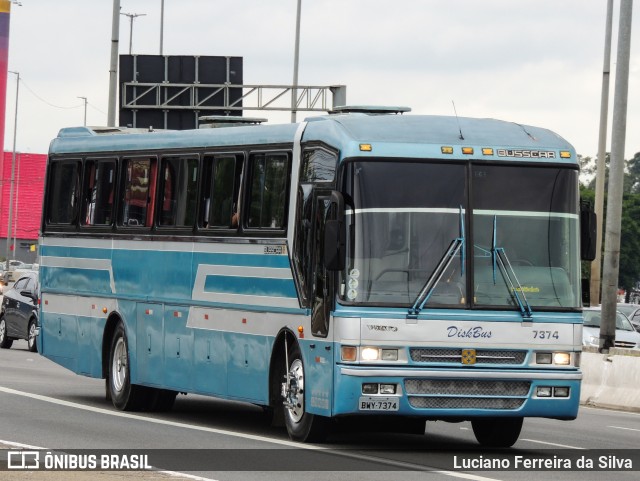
108,322,149,411
281,344,328,442
471,417,523,448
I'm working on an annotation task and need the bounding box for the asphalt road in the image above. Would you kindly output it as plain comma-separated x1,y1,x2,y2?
1,340,639,481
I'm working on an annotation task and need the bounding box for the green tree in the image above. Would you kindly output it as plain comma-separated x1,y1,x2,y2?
582,152,640,302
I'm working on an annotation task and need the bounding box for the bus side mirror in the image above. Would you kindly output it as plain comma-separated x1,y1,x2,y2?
324,191,346,271
580,200,597,261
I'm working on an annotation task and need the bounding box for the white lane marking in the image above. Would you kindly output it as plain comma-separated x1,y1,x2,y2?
0,439,44,449
608,425,640,433
0,386,502,480
520,439,585,450
461,426,586,451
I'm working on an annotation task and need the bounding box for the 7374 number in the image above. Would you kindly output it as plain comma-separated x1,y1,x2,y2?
533,330,559,340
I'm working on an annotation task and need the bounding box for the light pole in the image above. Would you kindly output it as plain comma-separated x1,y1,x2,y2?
107,0,120,127
78,96,87,126
590,0,614,307
5,71,18,270
160,0,164,55
291,0,301,123
600,0,634,352
121,12,146,55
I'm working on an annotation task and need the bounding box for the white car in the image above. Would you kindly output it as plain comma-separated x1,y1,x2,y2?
616,304,640,333
582,307,640,349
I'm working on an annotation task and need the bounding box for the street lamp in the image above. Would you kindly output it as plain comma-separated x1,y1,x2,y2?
291,0,302,123
120,12,146,55
78,96,87,126
160,0,165,55
5,71,19,270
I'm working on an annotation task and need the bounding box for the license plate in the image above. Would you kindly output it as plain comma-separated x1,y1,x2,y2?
358,397,399,411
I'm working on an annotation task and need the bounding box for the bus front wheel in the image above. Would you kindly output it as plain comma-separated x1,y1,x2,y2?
108,322,148,411
282,344,328,442
471,417,523,448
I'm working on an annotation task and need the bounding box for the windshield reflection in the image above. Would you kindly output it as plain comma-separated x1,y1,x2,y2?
340,161,581,310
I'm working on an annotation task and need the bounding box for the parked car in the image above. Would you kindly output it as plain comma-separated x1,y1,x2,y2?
616,304,640,333
582,306,640,349
2,264,36,288
0,271,39,352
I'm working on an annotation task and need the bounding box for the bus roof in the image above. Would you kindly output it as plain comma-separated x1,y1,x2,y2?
49,114,577,164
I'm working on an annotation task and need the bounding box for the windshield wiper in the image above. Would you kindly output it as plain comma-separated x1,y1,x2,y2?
491,216,533,320
408,207,465,318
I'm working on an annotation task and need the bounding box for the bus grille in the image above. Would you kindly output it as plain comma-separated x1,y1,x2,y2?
410,348,526,365
405,379,530,411
614,340,638,349
405,379,531,396
408,397,525,410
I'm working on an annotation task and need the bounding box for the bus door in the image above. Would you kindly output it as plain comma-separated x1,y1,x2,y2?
304,192,337,416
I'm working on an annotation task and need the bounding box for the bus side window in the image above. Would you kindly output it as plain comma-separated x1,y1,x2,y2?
212,155,241,228
301,148,336,183
120,157,157,228
247,152,290,229
159,155,199,227
82,159,116,226
47,160,81,225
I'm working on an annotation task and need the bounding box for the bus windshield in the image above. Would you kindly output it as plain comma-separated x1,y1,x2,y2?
340,160,581,310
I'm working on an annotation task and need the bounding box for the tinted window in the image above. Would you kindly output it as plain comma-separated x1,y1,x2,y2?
472,166,577,213
48,161,80,225
301,149,336,182
247,153,290,229
202,155,243,228
159,156,199,227
121,157,157,227
82,160,116,226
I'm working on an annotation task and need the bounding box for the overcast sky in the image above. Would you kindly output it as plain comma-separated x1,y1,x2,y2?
4,0,640,160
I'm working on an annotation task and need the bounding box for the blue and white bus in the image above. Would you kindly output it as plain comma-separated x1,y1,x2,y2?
38,109,593,447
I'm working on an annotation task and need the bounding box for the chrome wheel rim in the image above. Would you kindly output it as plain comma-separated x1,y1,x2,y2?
111,337,127,392
28,323,36,348
285,359,305,423
0,319,5,343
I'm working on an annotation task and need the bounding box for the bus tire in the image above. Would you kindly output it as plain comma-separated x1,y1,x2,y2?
471,417,523,448
282,343,328,442
108,322,148,411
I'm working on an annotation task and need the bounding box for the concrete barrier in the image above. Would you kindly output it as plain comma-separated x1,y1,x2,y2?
580,346,640,412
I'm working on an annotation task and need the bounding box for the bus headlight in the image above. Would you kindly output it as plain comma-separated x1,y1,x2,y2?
536,351,572,366
381,349,398,361
379,384,397,395
536,352,552,364
361,347,379,361
553,352,571,365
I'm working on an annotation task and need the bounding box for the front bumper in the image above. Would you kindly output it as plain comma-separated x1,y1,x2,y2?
333,366,581,420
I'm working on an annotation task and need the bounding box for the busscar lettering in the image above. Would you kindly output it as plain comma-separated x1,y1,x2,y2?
496,149,556,159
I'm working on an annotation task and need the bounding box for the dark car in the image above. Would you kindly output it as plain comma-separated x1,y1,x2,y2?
0,271,39,352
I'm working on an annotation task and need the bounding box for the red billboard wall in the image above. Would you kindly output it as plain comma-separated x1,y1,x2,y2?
0,152,47,242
